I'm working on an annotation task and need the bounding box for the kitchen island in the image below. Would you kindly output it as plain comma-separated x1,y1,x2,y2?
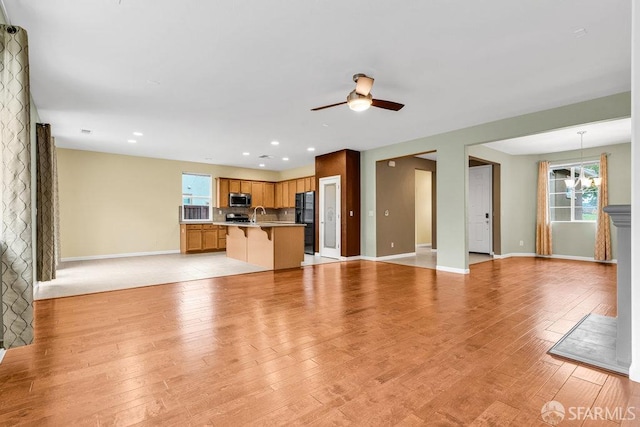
214,222,306,270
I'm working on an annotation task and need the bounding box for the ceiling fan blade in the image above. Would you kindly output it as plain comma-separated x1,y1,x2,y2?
355,76,374,96
311,101,347,111
372,99,404,111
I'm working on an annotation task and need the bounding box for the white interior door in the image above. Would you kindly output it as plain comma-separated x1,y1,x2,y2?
468,165,493,254
319,176,341,259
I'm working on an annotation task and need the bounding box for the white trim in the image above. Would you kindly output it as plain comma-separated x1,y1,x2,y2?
492,252,617,264
61,250,181,262
342,255,362,261
0,349,5,364
493,252,536,259
416,243,432,248
436,265,470,274
375,252,416,261
359,255,377,261
548,254,617,264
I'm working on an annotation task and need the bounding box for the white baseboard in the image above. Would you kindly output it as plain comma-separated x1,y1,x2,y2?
0,348,5,364
61,250,181,262
357,253,419,261
548,254,617,264
416,243,432,248
436,265,470,274
493,253,617,264
493,253,536,259
376,252,416,261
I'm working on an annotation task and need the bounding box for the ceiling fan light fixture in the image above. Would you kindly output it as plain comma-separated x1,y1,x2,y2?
347,90,372,112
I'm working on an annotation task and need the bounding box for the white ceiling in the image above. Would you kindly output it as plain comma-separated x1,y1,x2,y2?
483,117,631,155
3,1,631,171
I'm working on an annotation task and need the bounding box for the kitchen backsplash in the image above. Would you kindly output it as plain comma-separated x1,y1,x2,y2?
180,206,296,222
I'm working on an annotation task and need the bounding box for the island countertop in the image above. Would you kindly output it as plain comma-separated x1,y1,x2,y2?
211,221,305,228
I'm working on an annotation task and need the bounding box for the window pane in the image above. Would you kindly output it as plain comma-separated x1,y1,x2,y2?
550,193,572,207
550,207,571,222
182,174,211,197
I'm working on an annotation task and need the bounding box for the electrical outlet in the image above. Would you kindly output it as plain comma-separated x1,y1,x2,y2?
519,240,524,246
391,242,394,248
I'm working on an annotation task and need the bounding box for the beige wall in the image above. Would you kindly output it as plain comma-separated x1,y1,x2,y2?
415,170,432,245
57,149,311,258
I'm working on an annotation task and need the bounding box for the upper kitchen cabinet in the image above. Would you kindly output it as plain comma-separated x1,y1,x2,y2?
251,181,264,207
274,182,283,208
264,182,275,208
217,178,229,208
315,149,360,257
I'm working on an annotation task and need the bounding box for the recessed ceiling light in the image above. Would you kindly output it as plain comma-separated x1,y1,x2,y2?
259,163,265,167
80,129,92,134
242,152,250,156
133,131,143,136
322,123,329,127
282,157,289,161
127,139,137,144
307,147,315,152
146,79,161,85
271,141,279,146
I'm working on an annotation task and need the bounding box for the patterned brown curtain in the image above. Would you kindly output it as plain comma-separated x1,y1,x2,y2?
535,161,552,255
594,153,611,261
1,25,33,348
36,123,59,281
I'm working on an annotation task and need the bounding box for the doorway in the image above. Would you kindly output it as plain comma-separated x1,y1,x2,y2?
468,165,493,254
319,175,341,259
415,169,432,248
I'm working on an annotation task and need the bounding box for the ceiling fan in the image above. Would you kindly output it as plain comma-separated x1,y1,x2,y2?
311,74,404,112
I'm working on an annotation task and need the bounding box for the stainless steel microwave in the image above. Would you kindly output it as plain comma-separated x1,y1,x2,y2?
229,192,251,207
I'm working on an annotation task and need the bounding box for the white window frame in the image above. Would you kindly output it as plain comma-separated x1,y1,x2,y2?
548,161,600,223
181,172,212,221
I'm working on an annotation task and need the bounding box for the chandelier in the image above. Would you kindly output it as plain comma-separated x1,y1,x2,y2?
564,131,602,189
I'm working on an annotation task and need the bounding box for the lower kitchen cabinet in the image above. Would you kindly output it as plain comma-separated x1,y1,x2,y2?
180,224,227,253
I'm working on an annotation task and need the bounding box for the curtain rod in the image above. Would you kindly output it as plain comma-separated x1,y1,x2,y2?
0,0,11,25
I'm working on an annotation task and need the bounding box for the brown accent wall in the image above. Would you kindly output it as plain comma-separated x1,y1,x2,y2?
315,149,361,257
376,156,436,257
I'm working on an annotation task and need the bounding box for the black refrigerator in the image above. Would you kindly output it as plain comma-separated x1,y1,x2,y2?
295,191,315,255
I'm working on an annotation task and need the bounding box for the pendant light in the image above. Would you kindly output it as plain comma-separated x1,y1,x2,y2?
564,131,601,189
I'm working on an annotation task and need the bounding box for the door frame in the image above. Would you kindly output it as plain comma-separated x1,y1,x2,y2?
319,175,341,259
468,164,493,254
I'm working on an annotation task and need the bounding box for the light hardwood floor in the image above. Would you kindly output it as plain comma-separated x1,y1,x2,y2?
1,258,638,425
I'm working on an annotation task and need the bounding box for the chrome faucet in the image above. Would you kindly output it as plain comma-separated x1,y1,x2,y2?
251,206,266,223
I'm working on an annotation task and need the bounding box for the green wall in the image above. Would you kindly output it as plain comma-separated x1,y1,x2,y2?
361,92,631,272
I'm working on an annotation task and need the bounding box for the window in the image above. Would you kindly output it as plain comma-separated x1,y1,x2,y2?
549,161,599,222
182,173,212,221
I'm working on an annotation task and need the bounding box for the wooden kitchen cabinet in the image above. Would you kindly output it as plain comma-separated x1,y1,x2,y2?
296,178,305,194
274,182,283,208
288,180,296,207
282,181,289,208
217,178,229,208
251,181,264,207
304,177,312,192
241,181,252,194
229,179,241,193
180,223,227,253
202,224,217,251
264,182,275,208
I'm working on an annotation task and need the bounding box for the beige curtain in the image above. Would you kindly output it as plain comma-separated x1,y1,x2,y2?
36,123,59,281
594,153,611,261
535,161,552,255
1,25,33,348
